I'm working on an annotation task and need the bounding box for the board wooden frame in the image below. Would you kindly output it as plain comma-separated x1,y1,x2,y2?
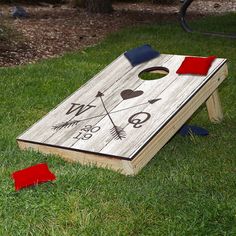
17,55,228,175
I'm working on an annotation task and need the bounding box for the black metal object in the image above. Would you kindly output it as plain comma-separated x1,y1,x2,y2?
179,0,236,39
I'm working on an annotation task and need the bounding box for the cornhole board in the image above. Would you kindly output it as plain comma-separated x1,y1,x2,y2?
17,53,228,175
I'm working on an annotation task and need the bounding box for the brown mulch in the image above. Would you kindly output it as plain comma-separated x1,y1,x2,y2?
0,1,235,67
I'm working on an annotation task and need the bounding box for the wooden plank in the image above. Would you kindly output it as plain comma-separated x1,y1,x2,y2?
17,140,129,174
206,89,224,123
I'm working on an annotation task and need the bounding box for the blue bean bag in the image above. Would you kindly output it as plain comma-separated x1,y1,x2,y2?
179,125,209,136
124,44,160,67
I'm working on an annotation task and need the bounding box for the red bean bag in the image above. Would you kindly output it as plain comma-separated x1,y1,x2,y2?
177,55,216,75
12,163,56,191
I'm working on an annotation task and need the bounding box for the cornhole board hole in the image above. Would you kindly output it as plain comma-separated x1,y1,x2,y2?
17,53,228,175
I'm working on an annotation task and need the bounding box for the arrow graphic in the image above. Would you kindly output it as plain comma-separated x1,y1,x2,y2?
52,93,161,131
96,91,126,140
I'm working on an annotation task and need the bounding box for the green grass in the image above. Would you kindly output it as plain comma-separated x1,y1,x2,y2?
139,69,168,80
0,14,236,235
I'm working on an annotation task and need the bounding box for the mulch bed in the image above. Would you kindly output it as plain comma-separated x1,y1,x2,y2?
0,1,235,67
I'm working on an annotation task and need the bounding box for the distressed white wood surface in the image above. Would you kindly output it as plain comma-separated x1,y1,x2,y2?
18,53,226,160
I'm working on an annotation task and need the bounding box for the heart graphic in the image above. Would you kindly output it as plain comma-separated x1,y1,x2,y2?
121,89,144,100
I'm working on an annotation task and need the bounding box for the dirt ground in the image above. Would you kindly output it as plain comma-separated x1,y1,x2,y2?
0,1,235,67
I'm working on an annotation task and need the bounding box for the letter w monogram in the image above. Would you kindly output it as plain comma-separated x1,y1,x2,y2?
66,103,96,116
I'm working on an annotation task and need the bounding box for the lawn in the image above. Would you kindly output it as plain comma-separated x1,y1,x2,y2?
0,14,236,235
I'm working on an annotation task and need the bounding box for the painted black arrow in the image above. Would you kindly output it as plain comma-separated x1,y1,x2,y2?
97,91,126,140
96,91,104,97
52,96,161,131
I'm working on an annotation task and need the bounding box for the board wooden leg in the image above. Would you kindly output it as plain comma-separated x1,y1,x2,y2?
206,89,223,123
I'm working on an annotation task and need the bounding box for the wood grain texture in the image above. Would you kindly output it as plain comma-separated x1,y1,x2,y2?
206,89,224,123
130,63,228,175
17,53,228,175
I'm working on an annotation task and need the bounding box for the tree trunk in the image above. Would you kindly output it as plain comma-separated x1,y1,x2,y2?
66,0,85,8
85,0,113,13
